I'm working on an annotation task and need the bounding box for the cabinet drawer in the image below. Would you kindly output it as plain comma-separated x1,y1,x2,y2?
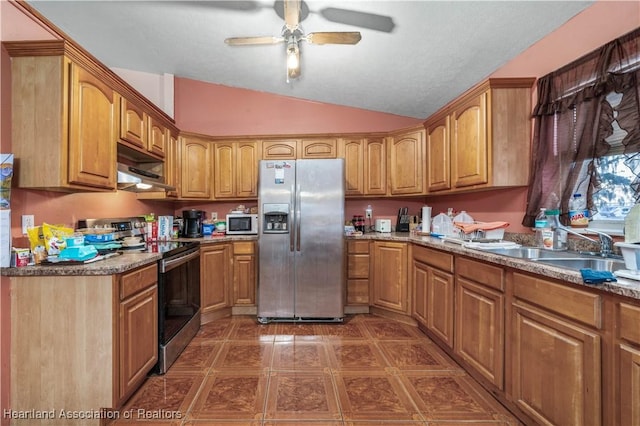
619,302,640,344
120,264,158,300
348,240,370,254
456,257,504,291
512,272,602,328
348,253,370,279
233,241,255,255
413,245,453,272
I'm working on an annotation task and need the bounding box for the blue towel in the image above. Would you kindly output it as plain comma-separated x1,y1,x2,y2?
580,269,617,284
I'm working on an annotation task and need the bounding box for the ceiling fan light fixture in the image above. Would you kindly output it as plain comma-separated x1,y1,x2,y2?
286,41,300,81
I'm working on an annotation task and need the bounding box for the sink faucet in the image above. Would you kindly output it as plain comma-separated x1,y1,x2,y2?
558,226,615,256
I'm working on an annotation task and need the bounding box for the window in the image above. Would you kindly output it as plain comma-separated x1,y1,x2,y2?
523,28,640,233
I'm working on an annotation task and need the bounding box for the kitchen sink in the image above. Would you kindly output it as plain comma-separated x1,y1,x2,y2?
478,246,581,259
533,257,626,272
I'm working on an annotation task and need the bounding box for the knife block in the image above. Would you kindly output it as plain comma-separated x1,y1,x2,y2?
396,210,410,232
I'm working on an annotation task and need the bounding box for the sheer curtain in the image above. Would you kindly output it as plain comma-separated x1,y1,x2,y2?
523,27,640,227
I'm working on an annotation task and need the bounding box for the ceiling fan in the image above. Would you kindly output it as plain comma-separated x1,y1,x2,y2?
224,0,365,81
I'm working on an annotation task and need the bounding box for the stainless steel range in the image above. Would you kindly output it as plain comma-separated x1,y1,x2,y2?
78,217,201,374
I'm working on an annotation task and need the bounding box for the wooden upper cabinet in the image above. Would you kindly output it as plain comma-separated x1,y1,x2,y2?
214,140,259,199
119,98,166,159
388,127,425,195
119,97,147,150
425,114,451,192
262,139,299,159
147,116,167,158
8,48,117,191
300,138,337,158
424,78,534,194
340,137,387,197
180,135,212,199
451,92,488,188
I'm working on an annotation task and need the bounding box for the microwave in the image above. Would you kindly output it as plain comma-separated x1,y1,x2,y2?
226,213,259,235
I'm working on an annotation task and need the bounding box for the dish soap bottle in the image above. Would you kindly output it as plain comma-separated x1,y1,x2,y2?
624,204,640,243
569,193,589,227
543,209,567,250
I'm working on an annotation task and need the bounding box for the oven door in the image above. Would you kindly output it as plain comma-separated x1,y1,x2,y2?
157,246,200,373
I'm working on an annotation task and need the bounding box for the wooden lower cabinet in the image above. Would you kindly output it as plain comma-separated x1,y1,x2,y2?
346,240,370,306
370,241,408,314
411,245,454,348
455,257,504,389
232,241,257,306
10,264,158,420
616,302,640,425
200,243,232,321
509,272,602,425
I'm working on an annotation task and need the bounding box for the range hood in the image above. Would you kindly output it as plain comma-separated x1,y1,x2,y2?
117,163,176,192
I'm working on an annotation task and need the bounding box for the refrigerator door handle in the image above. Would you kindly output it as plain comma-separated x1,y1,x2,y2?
290,183,295,252
295,183,302,251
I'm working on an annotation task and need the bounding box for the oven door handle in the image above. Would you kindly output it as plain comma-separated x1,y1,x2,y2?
160,249,200,273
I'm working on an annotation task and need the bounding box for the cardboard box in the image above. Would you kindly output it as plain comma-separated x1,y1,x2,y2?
0,210,11,267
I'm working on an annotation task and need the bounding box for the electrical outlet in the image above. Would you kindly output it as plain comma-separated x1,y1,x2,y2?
365,205,373,219
22,214,34,234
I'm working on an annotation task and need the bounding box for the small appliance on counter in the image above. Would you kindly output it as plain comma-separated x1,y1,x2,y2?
375,219,391,233
182,209,204,238
226,213,258,235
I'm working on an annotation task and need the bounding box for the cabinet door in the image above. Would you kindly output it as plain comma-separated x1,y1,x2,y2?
148,116,167,158
119,285,158,403
262,139,298,159
68,63,117,189
180,136,212,198
451,92,488,188
371,241,408,313
342,138,365,196
389,130,424,195
617,302,640,425
364,137,387,195
426,267,454,349
511,302,601,425
455,277,504,388
233,241,256,306
412,259,429,327
235,141,259,198
214,143,235,198
119,97,146,150
300,138,337,158
425,115,451,192
201,244,231,314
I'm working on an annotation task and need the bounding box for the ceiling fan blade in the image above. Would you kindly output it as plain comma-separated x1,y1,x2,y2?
225,36,285,46
319,7,395,33
306,32,362,45
283,0,300,30
202,1,262,11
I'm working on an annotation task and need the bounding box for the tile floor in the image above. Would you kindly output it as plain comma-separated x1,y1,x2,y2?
112,314,521,425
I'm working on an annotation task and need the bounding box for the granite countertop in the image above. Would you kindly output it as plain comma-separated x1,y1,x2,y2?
2,235,258,277
349,232,640,300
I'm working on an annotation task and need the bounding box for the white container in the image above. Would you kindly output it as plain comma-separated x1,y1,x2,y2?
624,204,640,243
431,213,454,236
375,219,391,233
158,215,173,240
614,242,640,271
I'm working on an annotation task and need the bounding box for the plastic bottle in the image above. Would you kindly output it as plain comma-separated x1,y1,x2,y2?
624,204,640,243
543,209,567,250
533,208,548,247
569,193,589,227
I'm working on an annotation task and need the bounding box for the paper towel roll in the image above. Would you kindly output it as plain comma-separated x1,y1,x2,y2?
422,206,432,233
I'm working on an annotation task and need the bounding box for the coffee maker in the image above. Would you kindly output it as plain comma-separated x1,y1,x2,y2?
182,209,204,238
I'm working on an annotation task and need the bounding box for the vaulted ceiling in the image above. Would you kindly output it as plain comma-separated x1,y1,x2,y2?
26,1,594,119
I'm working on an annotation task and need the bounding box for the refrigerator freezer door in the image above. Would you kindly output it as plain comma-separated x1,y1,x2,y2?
294,159,345,319
258,161,296,319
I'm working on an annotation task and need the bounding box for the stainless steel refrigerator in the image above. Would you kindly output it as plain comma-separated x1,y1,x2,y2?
258,159,345,323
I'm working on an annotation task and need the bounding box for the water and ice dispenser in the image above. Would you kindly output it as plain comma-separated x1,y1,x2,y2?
263,203,289,233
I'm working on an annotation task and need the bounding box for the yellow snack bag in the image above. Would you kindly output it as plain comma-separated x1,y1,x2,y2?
42,223,74,256
27,226,45,251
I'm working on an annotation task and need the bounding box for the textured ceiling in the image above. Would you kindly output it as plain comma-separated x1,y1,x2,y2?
26,0,593,119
